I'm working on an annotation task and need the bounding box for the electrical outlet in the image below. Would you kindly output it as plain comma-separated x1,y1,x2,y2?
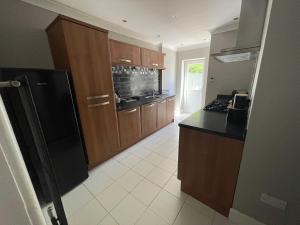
260,193,287,211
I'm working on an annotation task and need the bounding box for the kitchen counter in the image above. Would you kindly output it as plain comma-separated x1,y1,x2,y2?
116,94,175,111
179,110,247,141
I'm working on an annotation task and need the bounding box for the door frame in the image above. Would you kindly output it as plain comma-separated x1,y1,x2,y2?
179,58,207,113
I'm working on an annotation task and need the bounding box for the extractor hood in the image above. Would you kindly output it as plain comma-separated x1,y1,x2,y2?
211,0,268,63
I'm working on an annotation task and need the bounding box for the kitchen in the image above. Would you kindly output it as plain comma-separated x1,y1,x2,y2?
1,1,299,225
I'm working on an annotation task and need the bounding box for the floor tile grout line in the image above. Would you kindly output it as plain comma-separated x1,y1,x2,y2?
64,184,107,224
84,175,129,213
82,182,111,217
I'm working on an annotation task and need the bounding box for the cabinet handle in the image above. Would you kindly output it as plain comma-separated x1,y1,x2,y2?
88,101,110,108
126,108,137,113
120,58,132,63
152,63,159,67
145,103,154,108
87,94,109,100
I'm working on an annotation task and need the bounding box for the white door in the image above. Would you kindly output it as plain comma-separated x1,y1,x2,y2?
182,59,205,113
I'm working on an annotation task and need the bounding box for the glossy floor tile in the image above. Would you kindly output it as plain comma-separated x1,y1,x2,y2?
42,115,238,225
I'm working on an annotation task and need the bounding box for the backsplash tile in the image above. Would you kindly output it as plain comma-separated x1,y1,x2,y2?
112,66,159,98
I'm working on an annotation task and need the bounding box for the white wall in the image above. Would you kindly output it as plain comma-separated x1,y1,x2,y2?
175,47,210,112
206,30,256,104
0,0,56,69
162,47,177,95
233,0,300,225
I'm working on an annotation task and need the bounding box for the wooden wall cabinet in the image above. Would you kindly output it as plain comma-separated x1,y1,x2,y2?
166,97,176,123
141,48,165,69
109,40,141,66
178,127,244,216
47,16,120,168
157,99,167,128
141,102,157,137
118,107,141,149
109,40,165,69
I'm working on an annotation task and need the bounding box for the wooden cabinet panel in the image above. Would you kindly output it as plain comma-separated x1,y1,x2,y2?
157,53,165,69
178,127,244,216
141,102,157,137
47,16,120,168
109,40,141,65
118,107,141,149
141,48,165,69
166,97,175,123
157,99,167,128
140,48,152,68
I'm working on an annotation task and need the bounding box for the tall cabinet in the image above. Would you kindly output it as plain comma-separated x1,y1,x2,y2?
47,16,120,168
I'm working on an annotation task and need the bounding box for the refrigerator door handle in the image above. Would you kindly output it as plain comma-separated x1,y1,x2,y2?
0,80,21,88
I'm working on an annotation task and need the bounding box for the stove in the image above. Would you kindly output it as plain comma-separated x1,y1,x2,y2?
204,95,232,113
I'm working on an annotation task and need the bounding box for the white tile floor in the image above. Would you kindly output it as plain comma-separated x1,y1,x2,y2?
42,115,238,225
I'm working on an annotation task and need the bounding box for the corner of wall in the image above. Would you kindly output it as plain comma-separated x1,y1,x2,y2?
229,208,266,225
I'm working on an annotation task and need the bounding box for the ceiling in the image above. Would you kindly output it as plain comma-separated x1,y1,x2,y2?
39,0,242,49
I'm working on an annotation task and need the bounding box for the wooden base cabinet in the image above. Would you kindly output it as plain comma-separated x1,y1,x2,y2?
178,127,244,217
47,16,120,168
141,102,157,137
166,97,176,123
118,107,141,149
157,99,167,128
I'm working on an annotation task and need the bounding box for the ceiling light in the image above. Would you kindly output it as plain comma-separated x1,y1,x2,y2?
122,19,127,23
171,15,177,19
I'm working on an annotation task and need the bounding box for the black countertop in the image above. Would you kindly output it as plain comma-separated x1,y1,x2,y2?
116,94,175,111
179,110,247,141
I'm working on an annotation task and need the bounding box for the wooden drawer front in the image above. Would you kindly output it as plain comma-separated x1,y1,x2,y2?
166,97,175,123
157,99,167,128
141,102,157,137
118,107,141,149
110,40,141,65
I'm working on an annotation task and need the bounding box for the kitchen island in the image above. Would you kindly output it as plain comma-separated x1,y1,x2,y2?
178,110,246,217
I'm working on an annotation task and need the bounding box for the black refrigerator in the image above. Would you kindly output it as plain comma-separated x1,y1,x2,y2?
0,68,88,225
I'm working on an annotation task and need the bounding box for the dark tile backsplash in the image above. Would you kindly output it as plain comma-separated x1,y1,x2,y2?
112,65,159,98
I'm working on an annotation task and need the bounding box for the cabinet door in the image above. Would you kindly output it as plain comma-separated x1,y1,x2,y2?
141,102,157,137
118,107,141,149
166,97,175,123
140,48,153,67
141,48,165,69
61,20,120,168
109,40,141,65
157,53,165,69
157,99,167,128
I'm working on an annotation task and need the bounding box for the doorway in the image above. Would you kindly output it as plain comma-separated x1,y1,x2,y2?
181,58,205,113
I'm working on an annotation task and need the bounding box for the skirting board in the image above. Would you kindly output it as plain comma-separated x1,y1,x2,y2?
229,208,266,225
